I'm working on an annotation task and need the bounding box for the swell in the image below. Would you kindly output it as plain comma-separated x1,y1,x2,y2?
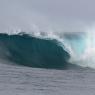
0,33,71,69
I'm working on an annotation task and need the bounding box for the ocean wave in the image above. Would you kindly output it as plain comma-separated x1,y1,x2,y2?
0,33,70,69
0,30,95,69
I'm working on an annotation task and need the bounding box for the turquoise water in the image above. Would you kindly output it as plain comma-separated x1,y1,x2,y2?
64,33,86,55
0,33,70,69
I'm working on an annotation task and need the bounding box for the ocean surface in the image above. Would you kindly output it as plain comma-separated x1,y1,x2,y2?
0,62,95,95
0,32,95,95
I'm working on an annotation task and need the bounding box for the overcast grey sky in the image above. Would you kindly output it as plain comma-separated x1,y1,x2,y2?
0,0,95,32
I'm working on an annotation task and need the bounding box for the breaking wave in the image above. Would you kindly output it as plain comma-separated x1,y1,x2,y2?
0,29,95,69
0,33,70,69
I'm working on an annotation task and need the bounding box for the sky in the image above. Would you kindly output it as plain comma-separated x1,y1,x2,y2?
0,0,95,32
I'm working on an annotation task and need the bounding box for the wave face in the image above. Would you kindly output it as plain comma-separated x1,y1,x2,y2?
0,30,95,69
0,33,70,69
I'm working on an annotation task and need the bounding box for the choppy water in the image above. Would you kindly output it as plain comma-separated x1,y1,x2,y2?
0,63,95,95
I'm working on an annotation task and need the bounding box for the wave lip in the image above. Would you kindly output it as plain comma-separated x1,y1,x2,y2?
0,33,70,69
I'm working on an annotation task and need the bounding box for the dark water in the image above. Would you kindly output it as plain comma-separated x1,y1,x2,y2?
0,33,70,69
